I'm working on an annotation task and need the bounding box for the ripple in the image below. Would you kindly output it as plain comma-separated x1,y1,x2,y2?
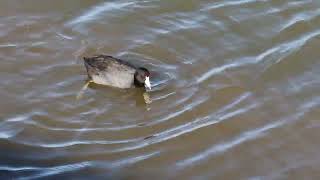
196,59,256,84
2,162,92,179
279,9,320,33
176,119,285,168
15,139,138,148
258,29,320,75
102,93,256,153
1,150,159,179
201,0,268,11
111,151,160,168
0,128,23,139
66,1,137,26
176,95,320,169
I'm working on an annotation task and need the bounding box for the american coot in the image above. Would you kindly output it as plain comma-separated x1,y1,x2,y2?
83,55,151,90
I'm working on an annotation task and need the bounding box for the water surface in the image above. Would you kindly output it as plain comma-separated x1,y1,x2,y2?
1,0,320,179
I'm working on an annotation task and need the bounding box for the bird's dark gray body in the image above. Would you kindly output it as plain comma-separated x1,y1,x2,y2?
84,55,137,88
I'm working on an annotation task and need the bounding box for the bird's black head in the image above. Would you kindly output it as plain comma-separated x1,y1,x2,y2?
134,67,151,90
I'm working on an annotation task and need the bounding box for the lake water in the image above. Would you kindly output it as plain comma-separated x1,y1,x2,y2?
1,0,320,179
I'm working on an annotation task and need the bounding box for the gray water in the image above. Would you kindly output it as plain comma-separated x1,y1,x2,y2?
1,0,320,179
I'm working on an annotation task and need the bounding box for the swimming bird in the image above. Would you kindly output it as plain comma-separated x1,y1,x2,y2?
82,55,151,90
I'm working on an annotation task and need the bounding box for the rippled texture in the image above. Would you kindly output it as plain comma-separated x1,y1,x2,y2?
1,0,320,179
